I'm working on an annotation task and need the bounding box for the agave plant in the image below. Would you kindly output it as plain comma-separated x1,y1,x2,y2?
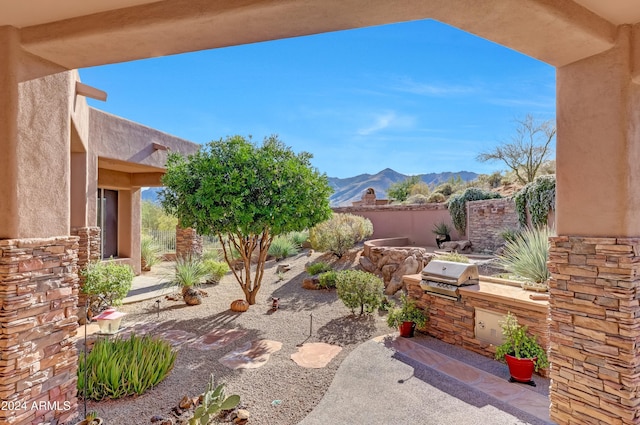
141,235,162,271
498,226,551,284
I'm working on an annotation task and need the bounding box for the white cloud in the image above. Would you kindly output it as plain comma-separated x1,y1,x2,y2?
357,111,415,136
393,77,478,97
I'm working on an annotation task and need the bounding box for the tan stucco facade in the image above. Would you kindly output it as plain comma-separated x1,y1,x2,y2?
4,1,640,424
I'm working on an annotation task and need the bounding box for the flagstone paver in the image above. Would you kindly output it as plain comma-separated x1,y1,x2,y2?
189,328,248,351
291,343,342,368
155,329,197,347
219,339,283,369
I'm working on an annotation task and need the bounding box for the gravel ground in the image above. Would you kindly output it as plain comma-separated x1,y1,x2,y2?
81,248,391,425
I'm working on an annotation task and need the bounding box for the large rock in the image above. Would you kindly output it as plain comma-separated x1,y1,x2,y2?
381,264,398,283
359,256,376,273
440,240,473,252
302,276,320,290
391,255,420,285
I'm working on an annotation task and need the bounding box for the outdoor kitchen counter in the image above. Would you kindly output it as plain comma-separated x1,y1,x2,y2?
402,274,549,314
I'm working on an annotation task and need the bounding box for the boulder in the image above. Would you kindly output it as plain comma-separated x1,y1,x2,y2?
381,264,398,283
183,288,202,305
359,256,376,273
276,263,291,273
302,276,320,290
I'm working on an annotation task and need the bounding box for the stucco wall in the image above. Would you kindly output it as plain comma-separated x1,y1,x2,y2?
333,204,461,246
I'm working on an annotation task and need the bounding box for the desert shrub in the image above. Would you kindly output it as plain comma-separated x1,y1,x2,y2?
434,183,454,196
204,260,230,284
500,227,523,243
335,270,384,315
202,246,223,262
409,181,431,196
81,261,134,314
307,261,333,275
310,213,373,258
140,235,162,270
498,226,551,283
404,194,429,205
447,188,502,234
318,270,338,289
174,256,209,292
78,334,176,400
288,230,310,247
437,252,470,263
268,235,300,260
427,192,446,203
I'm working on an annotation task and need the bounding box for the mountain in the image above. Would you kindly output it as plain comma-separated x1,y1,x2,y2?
328,168,478,206
141,168,479,207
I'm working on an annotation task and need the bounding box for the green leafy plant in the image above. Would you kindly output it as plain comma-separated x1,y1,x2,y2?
202,246,224,262
495,312,549,372
310,213,373,258
499,227,523,243
81,261,134,315
318,270,337,289
387,175,421,202
335,270,384,315
447,188,502,234
386,294,428,329
268,235,300,260
514,175,555,228
190,374,241,425
140,234,162,270
498,226,551,284
437,252,470,263
306,261,333,275
161,135,332,305
174,256,209,295
203,259,230,284
78,334,176,400
288,230,310,247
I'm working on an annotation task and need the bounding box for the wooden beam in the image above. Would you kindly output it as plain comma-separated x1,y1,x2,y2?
75,81,107,101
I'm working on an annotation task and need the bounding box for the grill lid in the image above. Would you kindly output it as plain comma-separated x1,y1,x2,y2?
421,260,479,286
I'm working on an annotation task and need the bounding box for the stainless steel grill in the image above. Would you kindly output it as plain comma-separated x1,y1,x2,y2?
420,260,479,301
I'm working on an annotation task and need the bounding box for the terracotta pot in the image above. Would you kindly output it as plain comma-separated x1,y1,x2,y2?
398,321,416,338
505,353,536,383
230,299,249,312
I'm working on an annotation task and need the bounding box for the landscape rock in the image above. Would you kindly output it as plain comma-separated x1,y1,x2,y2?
236,409,251,420
183,288,203,305
359,256,376,273
276,263,291,273
302,277,320,290
381,264,398,283
440,240,473,252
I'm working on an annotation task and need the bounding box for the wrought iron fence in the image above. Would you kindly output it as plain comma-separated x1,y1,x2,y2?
142,229,222,256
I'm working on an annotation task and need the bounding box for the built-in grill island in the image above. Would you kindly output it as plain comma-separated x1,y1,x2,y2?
420,260,479,301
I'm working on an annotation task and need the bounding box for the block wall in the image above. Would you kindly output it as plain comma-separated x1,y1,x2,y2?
0,236,80,425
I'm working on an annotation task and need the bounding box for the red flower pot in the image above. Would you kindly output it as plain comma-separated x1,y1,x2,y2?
399,321,416,338
505,354,536,383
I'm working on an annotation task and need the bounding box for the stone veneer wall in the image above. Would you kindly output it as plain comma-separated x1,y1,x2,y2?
405,278,550,377
548,236,640,425
71,227,100,308
0,237,80,425
467,198,519,252
176,226,203,259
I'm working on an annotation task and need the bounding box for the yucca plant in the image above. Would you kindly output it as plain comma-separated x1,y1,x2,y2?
141,235,162,271
78,334,176,401
268,235,300,261
498,226,551,284
288,230,309,247
174,256,209,296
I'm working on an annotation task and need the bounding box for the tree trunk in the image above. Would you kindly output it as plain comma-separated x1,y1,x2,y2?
247,290,257,305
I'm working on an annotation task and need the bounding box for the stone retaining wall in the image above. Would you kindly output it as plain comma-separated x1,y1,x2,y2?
0,236,80,425
71,226,100,309
548,236,640,425
467,198,519,252
360,245,435,294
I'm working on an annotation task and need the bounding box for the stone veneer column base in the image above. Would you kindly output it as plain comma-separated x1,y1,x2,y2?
176,226,203,259
0,236,80,425
548,236,640,425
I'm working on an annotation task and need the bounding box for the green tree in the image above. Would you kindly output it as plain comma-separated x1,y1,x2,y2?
141,200,178,230
387,175,421,202
477,115,556,184
160,135,332,304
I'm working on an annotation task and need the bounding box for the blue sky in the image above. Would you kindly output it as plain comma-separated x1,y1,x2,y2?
79,19,556,179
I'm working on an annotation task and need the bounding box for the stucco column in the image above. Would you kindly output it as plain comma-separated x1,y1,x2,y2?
550,25,640,424
0,26,20,239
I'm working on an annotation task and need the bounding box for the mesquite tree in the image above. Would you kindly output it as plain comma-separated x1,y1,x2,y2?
160,135,332,304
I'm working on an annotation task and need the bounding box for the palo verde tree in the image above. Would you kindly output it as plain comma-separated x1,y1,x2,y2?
160,135,332,304
477,115,556,184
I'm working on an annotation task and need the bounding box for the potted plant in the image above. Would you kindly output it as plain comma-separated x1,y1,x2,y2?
432,222,451,248
386,294,428,338
495,312,549,384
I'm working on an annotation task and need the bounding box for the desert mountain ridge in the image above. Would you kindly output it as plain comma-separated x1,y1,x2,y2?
142,167,479,207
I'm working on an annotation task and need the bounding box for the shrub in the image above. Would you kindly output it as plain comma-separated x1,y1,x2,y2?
499,227,523,243
434,183,454,196
78,334,176,400
498,226,551,284
202,246,223,262
404,194,429,205
268,235,300,260
288,230,309,247
437,252,470,263
386,294,428,329
447,188,502,234
427,192,446,203
306,261,333,275
514,175,556,228
81,261,134,314
203,260,230,284
318,270,337,289
141,235,162,270
310,213,373,258
335,270,384,315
